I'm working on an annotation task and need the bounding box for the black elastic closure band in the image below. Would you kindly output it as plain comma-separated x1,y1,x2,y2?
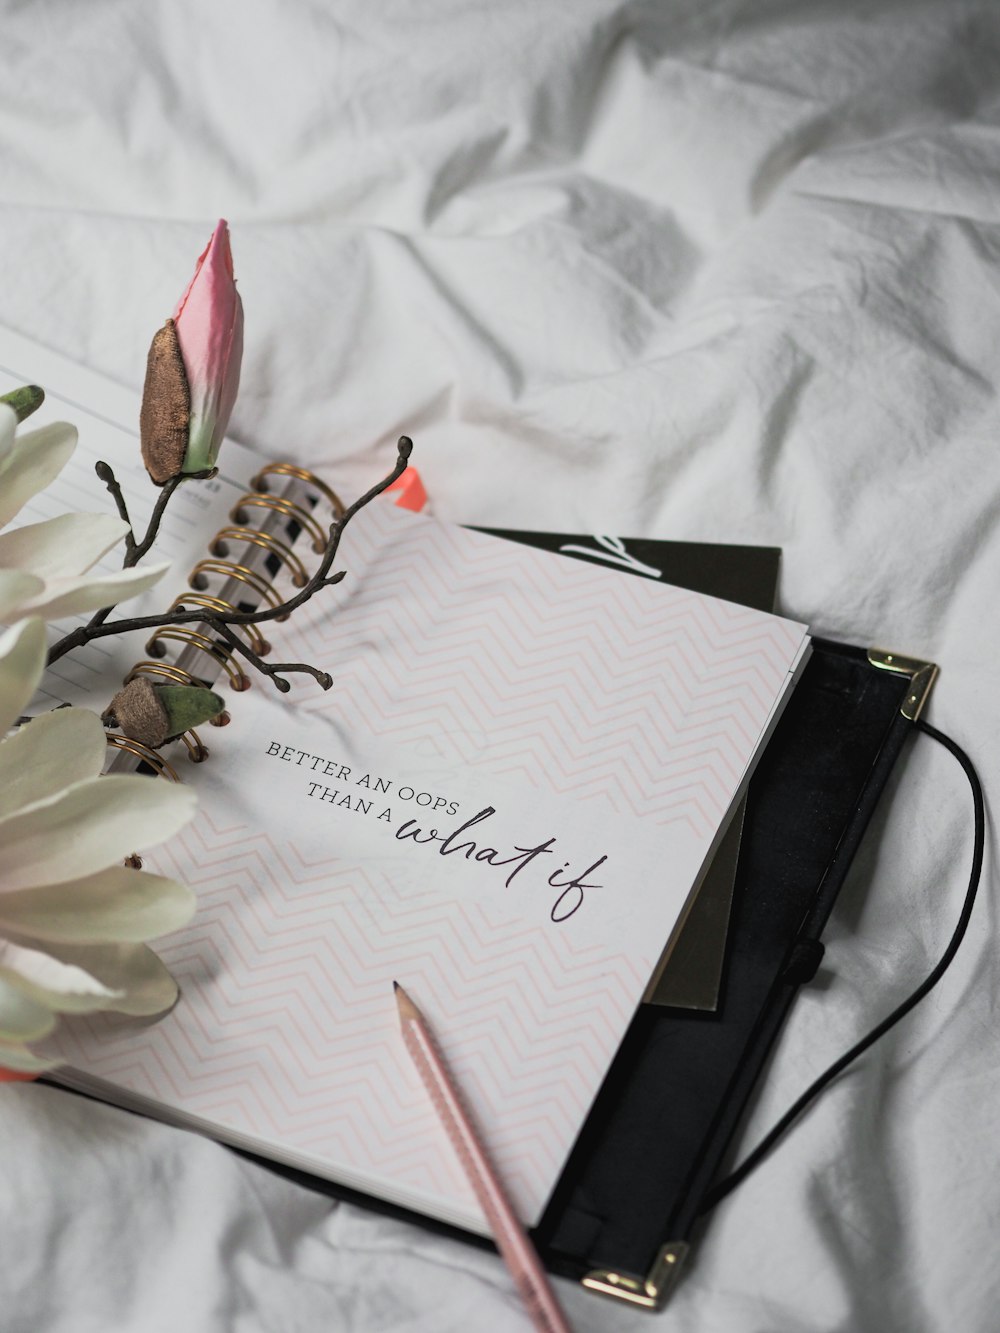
781,938,826,986
699,718,985,1214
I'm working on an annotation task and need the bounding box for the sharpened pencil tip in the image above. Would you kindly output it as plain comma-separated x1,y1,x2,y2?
393,982,418,1025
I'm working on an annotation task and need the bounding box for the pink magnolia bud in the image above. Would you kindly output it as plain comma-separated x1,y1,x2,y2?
140,220,244,484
174,219,244,472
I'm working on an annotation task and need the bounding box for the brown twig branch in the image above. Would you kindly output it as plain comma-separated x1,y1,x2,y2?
85,465,189,634
207,620,334,693
127,472,188,567
94,461,134,545
46,438,412,678
95,462,205,566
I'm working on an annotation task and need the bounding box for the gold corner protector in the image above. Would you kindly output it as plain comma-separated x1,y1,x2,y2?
867,649,939,722
581,1241,689,1312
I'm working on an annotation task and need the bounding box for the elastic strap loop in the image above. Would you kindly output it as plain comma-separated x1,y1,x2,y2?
699,719,985,1213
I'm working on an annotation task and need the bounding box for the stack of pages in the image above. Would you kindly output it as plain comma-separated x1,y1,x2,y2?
1,330,810,1235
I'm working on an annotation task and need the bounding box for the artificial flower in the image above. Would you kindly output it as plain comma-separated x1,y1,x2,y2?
0,619,197,1073
103,677,225,748
0,402,170,623
140,219,244,483
0,384,44,423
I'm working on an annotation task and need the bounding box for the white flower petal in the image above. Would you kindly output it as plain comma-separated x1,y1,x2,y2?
0,568,44,620
0,865,195,943
0,512,129,581
0,1039,61,1073
0,618,47,736
0,773,196,892
20,559,171,621
0,708,107,820
0,943,123,1014
34,941,179,1016
0,403,15,462
0,421,77,528
0,972,57,1042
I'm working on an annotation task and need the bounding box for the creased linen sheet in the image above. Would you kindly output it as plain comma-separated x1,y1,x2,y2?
1,2,998,1330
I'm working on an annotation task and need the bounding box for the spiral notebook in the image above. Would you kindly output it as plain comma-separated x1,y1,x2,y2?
1,329,811,1236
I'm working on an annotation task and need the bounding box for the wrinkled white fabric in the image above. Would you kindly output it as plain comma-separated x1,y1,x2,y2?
1,1,998,1329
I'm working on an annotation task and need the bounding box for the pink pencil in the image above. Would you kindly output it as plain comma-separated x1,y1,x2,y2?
393,982,573,1333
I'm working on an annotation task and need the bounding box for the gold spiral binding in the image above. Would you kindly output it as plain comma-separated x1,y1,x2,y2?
105,734,181,782
230,493,327,554
251,461,345,518
188,559,289,617
209,527,309,588
126,659,205,688
178,728,210,762
143,626,251,690
167,592,270,656
116,458,338,766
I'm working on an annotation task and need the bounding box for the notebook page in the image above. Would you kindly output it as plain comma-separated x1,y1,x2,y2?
0,328,266,710
52,499,812,1234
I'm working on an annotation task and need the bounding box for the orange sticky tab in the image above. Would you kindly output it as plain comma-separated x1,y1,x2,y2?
385,466,427,512
0,1069,37,1083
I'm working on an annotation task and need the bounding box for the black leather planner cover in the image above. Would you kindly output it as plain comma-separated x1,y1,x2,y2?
533,636,925,1309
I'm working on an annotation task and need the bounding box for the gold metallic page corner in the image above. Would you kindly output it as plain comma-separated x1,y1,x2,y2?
581,1241,689,1311
867,649,939,721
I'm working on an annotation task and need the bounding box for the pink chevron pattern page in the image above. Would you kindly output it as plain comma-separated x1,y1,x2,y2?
52,504,809,1234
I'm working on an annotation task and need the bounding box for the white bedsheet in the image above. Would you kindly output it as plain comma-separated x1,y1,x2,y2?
1,2,998,1329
